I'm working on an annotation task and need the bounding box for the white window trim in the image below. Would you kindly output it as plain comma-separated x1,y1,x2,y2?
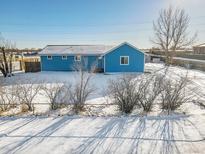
120,56,129,65
62,55,68,60
47,55,52,60
75,55,81,61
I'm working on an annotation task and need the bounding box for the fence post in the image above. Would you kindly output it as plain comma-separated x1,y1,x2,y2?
32,104,35,115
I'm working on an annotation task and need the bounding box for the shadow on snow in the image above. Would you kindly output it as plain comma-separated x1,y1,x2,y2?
0,115,204,154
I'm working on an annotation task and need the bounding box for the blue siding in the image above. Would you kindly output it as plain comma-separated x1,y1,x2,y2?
41,55,101,71
104,44,144,72
83,56,100,70
98,57,104,69
40,43,144,72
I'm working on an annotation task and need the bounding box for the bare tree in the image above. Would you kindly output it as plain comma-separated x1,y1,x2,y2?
69,62,96,113
152,6,196,64
0,34,17,77
107,75,139,114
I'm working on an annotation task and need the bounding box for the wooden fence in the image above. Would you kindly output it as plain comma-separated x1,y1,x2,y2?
24,62,41,72
172,58,205,71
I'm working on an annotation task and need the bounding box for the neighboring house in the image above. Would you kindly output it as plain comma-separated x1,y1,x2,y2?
193,43,205,54
39,42,145,73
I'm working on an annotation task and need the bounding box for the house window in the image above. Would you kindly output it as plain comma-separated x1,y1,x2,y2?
75,55,81,61
62,55,67,60
47,55,52,60
120,56,129,65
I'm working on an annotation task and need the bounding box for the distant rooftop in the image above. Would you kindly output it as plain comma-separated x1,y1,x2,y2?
39,45,114,55
194,43,205,47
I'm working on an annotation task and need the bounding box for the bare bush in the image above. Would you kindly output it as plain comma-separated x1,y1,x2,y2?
0,85,18,112
137,73,164,112
160,73,190,113
21,103,29,113
58,83,73,105
107,75,139,114
42,83,71,110
15,78,42,111
0,86,10,112
107,69,168,114
69,62,96,113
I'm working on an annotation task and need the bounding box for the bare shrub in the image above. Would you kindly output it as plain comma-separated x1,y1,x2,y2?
21,103,29,113
136,73,164,112
70,62,96,113
107,69,168,114
42,83,71,110
15,78,42,111
107,75,139,114
0,86,10,112
160,73,190,113
0,85,18,112
56,83,72,105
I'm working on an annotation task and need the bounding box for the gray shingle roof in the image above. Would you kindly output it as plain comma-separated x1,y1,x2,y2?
39,45,114,55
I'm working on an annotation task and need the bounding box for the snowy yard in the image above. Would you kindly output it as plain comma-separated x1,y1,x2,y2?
0,115,205,153
0,63,205,153
1,63,205,116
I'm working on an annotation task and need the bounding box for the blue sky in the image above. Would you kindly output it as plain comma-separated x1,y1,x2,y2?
0,0,205,49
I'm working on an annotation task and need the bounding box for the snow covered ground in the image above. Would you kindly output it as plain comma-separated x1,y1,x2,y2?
0,63,205,153
146,63,205,103
2,63,205,116
0,115,205,154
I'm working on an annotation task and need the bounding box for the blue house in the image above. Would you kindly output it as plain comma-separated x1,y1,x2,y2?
39,42,145,73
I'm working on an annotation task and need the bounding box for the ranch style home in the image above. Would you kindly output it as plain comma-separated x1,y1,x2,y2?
39,42,145,73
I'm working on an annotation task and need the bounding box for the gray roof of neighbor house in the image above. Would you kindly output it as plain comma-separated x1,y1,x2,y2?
39,45,114,55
